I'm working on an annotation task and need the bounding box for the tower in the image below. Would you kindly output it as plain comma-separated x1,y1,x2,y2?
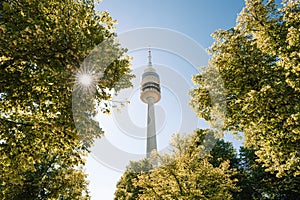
140,49,161,158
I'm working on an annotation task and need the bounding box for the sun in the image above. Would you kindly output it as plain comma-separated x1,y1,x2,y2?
78,73,93,87
73,64,102,95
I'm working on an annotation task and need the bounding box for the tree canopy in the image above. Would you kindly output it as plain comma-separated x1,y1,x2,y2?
114,159,153,200
115,130,239,200
191,0,300,178
0,0,133,198
237,146,300,199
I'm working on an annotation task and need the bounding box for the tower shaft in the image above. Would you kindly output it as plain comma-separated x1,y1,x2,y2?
146,99,157,158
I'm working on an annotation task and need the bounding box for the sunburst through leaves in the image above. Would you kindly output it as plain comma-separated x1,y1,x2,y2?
74,64,102,96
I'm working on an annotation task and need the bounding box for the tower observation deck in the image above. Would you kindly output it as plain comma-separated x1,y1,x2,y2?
140,49,161,158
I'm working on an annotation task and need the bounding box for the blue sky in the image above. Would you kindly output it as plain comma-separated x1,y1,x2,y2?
86,1,247,199
97,0,246,49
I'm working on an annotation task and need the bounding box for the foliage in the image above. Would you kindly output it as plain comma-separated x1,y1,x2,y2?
208,139,239,169
0,0,133,199
191,0,300,177
115,129,239,200
236,147,300,199
114,159,153,200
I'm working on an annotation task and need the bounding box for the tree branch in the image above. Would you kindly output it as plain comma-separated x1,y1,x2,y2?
0,118,34,126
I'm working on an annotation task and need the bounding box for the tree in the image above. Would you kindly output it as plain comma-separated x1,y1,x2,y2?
208,139,239,169
0,0,133,198
237,147,300,199
191,0,300,178
114,159,153,200
116,129,239,200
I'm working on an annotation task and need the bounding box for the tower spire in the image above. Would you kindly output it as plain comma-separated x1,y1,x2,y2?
148,48,152,66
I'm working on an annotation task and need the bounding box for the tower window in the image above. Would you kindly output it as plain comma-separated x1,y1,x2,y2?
142,72,160,79
142,82,160,92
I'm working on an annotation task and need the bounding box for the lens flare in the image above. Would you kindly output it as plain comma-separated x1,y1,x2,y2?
74,64,102,95
79,73,93,87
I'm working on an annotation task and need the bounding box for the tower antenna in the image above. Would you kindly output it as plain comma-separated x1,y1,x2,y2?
148,47,152,66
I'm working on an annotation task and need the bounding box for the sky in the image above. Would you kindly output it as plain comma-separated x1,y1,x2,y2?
85,1,247,199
